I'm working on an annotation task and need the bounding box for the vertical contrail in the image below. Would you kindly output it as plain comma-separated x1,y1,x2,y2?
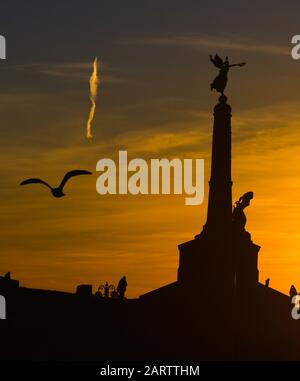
86,57,99,139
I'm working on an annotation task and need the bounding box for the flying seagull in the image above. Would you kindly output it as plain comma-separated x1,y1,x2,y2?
20,170,92,198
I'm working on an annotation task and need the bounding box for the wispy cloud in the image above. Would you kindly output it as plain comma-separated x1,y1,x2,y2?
130,34,288,56
11,62,130,84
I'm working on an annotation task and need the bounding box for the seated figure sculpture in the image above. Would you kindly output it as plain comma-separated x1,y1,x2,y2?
232,191,254,234
232,192,260,288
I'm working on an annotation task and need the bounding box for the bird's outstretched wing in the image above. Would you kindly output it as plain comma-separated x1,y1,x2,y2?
210,54,224,69
59,170,92,190
20,178,52,189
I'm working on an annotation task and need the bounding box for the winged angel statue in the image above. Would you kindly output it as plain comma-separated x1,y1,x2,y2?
209,54,246,95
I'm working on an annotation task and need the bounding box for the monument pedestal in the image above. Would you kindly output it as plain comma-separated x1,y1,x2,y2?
177,228,260,299
234,231,260,292
177,231,234,301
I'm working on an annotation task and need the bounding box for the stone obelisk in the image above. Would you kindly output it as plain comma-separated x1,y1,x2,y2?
204,95,232,233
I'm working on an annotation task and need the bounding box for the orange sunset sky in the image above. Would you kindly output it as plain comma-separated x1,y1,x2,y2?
1,1,300,297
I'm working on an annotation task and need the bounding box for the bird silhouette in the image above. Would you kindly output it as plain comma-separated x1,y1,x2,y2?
20,170,92,198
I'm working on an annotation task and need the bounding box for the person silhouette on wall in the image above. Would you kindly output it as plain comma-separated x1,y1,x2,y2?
290,285,297,299
95,286,103,299
104,282,109,298
4,272,10,279
117,276,128,299
265,278,270,287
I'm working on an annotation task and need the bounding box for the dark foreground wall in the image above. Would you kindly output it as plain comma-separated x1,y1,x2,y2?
1,282,300,361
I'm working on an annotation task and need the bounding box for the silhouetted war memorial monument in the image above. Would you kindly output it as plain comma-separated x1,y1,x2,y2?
1,55,300,360
141,55,260,304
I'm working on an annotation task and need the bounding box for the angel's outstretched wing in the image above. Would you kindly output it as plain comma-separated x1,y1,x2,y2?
59,170,92,190
210,54,224,69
